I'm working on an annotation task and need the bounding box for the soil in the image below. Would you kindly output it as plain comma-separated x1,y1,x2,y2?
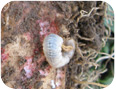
1,1,106,89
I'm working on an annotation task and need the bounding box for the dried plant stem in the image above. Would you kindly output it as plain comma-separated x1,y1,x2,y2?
76,42,84,58
62,44,73,52
80,7,100,17
76,7,100,23
104,37,114,40
73,80,108,88
96,53,114,63
76,33,94,41
97,52,113,56
86,85,94,89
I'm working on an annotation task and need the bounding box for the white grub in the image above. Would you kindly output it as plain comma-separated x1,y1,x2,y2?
51,80,56,89
43,34,75,68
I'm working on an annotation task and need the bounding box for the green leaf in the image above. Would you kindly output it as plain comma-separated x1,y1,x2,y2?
100,76,114,85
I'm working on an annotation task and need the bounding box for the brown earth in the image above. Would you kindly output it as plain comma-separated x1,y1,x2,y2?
1,1,107,89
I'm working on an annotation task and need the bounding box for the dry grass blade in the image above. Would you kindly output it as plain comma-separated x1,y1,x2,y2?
73,79,108,88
